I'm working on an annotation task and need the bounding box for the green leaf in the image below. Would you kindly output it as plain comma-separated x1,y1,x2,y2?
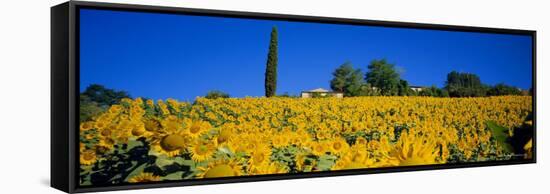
123,162,147,182
156,155,176,167
127,139,143,150
316,154,336,171
486,121,514,153
161,171,184,181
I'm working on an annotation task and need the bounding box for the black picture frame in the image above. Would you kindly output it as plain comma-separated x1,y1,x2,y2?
51,1,537,193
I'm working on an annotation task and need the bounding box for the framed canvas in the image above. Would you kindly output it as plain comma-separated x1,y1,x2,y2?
51,1,536,193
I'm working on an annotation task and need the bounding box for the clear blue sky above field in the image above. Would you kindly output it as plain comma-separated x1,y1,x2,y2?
79,8,533,101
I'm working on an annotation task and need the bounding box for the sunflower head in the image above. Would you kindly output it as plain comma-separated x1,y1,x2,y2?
196,159,243,178
187,119,212,138
216,126,233,145
144,118,161,132
311,142,327,156
160,134,188,151
248,162,289,175
189,139,217,162
391,132,440,166
329,138,349,155
80,150,97,166
355,137,368,145
162,115,183,132
152,133,190,157
128,173,161,183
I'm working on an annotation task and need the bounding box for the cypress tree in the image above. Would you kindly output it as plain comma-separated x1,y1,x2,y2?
265,26,278,97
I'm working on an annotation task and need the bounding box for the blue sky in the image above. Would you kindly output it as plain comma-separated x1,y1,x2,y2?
79,8,533,101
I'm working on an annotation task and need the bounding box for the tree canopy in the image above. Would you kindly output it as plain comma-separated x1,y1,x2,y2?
365,59,401,96
264,26,278,97
81,84,131,107
330,62,366,97
205,90,230,99
488,83,522,96
80,84,130,122
444,71,488,97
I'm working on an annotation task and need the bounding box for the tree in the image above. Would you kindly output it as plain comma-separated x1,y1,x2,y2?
264,26,278,97
487,83,522,96
419,85,449,97
345,69,365,96
81,84,131,107
365,59,400,96
444,71,487,97
356,83,380,96
205,90,230,99
330,62,366,97
330,62,354,93
79,95,105,122
80,84,130,122
397,79,411,96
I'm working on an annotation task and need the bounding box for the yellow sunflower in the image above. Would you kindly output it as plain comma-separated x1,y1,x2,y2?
189,139,216,162
248,162,289,175
311,141,327,156
80,121,94,131
187,119,212,138
161,115,183,132
329,137,349,155
152,133,190,157
98,137,116,150
355,136,368,145
271,135,286,148
248,143,271,167
331,158,366,170
216,126,233,145
144,118,162,132
127,173,161,183
80,150,97,166
391,132,440,166
196,159,243,178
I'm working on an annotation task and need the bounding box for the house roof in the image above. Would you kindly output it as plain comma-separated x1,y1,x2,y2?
308,88,330,92
301,88,343,94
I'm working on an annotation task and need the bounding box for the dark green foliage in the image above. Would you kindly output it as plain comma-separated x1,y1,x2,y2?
205,90,230,99
82,84,131,107
330,62,382,97
444,71,488,97
345,69,366,97
82,138,157,186
418,85,449,97
355,83,381,96
397,79,411,96
365,59,401,96
265,26,278,97
80,84,131,121
330,62,367,97
488,83,522,96
80,95,105,122
330,62,354,93
81,138,195,186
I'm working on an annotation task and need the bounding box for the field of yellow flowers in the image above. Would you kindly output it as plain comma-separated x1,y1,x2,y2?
79,96,532,186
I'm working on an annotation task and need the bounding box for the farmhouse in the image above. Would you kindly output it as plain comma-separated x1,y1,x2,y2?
301,88,344,98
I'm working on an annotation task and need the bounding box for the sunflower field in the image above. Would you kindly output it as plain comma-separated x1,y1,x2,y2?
79,96,533,186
